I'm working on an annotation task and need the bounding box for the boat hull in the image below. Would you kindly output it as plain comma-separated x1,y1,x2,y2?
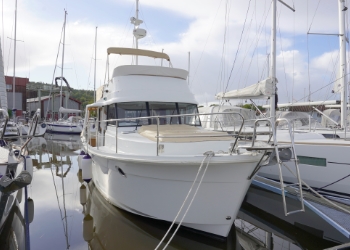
46,123,82,135
89,151,260,237
258,141,350,197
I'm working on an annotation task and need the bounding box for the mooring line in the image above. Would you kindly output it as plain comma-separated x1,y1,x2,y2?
154,151,215,250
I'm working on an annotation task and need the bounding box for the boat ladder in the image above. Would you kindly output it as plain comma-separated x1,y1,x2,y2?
239,118,305,216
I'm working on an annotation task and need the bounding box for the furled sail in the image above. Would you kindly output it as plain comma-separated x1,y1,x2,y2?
0,40,7,111
216,77,276,100
59,107,82,113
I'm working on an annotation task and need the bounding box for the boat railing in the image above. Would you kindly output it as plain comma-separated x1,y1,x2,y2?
84,112,245,156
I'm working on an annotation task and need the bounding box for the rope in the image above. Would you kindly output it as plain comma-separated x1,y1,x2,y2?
317,173,350,190
154,151,215,250
22,155,30,250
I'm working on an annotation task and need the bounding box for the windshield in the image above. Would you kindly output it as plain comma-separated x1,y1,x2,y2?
114,102,200,127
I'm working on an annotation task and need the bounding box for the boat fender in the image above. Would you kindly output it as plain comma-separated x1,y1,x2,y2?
25,156,33,177
80,184,87,205
82,154,92,183
83,214,94,242
27,198,35,223
78,150,86,169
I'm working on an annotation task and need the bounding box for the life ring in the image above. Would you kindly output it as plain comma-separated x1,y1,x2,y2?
41,123,46,128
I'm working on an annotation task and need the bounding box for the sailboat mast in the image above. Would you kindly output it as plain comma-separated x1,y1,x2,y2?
338,0,347,129
269,0,277,119
59,10,67,119
94,27,97,103
135,0,139,65
12,0,17,114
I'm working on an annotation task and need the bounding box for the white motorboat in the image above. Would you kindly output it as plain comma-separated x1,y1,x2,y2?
79,3,272,237
81,52,268,237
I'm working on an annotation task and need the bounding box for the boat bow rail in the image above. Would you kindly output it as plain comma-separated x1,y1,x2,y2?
82,111,270,157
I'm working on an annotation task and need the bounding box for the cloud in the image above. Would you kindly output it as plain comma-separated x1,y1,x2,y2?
1,0,344,106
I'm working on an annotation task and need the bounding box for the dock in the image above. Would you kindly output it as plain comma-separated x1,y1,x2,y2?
251,176,350,243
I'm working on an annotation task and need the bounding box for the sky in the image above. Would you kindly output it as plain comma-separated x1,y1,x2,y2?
1,0,349,106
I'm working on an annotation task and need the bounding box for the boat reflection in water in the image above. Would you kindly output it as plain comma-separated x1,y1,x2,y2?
80,181,242,250
44,133,82,154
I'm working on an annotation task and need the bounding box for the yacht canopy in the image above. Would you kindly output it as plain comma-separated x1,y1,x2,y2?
59,107,82,113
107,47,170,61
216,78,275,100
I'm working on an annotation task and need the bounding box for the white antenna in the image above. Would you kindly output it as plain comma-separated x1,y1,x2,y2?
130,0,146,65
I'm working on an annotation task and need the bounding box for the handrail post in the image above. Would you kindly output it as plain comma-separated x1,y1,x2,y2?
116,121,118,153
96,120,99,149
156,117,159,156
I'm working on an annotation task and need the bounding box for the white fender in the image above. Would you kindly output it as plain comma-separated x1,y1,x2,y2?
28,198,34,223
83,214,94,242
80,184,87,205
77,151,86,170
25,156,33,177
82,154,92,183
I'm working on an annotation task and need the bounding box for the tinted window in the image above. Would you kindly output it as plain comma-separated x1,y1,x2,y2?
107,104,116,125
148,102,178,125
116,102,149,127
115,102,200,127
178,103,201,126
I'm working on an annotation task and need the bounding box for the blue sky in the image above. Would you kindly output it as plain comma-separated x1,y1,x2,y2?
1,0,348,105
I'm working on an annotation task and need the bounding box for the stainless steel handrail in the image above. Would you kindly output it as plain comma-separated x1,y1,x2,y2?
86,111,246,156
21,109,41,152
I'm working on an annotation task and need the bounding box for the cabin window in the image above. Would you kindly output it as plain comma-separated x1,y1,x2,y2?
116,102,149,127
177,103,201,126
148,102,179,125
107,104,117,125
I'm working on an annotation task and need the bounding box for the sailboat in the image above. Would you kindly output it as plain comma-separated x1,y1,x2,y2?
212,1,350,198
79,0,276,238
46,11,84,135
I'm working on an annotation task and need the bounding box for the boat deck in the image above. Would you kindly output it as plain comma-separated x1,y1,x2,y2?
253,176,350,239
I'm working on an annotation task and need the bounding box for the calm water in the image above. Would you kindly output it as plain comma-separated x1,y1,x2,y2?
0,134,347,249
